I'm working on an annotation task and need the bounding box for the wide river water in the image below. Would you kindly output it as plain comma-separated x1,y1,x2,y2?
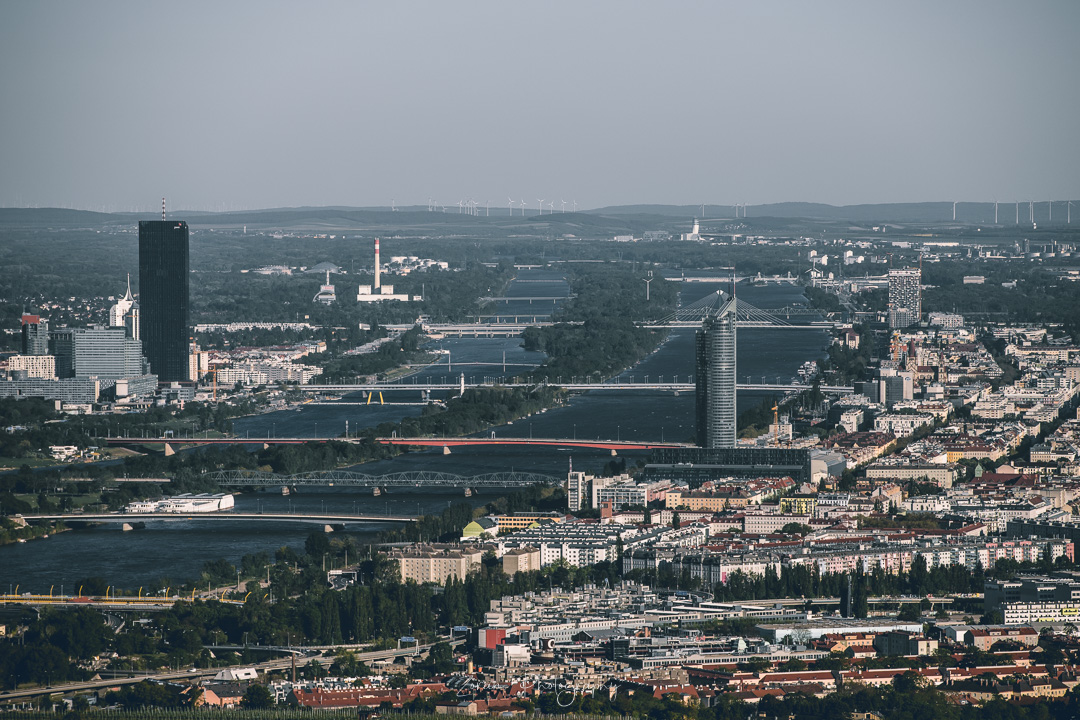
1,272,829,591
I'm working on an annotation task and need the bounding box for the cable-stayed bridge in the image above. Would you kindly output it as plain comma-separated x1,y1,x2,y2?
297,380,853,394
424,292,835,335
644,291,833,329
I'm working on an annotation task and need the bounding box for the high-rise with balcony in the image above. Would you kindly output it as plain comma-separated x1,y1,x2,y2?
138,220,190,382
888,268,921,329
695,295,737,449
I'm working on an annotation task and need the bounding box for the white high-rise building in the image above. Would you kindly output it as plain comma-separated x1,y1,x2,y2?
109,275,140,340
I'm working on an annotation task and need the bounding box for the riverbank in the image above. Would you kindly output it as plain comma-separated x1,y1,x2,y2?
0,519,69,547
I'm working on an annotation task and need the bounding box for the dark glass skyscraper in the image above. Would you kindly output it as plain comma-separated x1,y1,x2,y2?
138,220,189,382
21,314,49,355
695,295,737,449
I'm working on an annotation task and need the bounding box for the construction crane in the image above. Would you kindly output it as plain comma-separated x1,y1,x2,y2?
207,365,221,402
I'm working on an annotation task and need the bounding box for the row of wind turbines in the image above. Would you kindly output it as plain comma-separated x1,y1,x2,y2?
971,200,1074,225
420,198,580,216
402,198,1073,223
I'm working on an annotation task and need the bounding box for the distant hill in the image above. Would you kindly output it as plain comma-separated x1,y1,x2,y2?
3,200,1072,231
0,207,120,228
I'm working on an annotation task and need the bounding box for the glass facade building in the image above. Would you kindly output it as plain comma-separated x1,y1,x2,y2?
695,297,737,449
21,314,49,355
138,220,190,382
50,326,149,382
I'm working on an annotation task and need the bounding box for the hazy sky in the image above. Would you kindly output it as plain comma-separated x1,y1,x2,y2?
1,1,1077,212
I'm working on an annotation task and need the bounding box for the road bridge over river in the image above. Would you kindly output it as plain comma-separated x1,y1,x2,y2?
19,510,418,525
298,381,853,393
201,469,561,489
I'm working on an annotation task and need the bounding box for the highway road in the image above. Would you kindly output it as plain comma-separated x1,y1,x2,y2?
0,639,462,702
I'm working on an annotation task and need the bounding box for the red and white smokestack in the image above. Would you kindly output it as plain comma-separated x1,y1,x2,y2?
374,238,381,289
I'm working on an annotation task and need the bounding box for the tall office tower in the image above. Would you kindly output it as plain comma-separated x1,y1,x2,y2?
695,295,737,449
138,220,190,382
888,268,921,329
21,314,49,355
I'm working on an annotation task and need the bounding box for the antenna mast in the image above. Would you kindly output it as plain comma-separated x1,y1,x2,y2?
161,197,166,221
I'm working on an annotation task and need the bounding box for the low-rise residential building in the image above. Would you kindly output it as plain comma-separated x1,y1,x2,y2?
874,413,934,437
873,630,938,656
387,544,484,585
962,626,1040,650
502,547,541,575
780,494,818,516
567,472,672,511
865,460,957,488
985,576,1080,625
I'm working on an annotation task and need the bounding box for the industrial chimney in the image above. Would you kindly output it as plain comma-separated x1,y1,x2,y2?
374,238,381,290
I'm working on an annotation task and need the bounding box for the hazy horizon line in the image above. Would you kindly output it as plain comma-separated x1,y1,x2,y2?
2,198,1078,216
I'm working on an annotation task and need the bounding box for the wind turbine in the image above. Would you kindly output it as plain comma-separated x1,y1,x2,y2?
520,199,528,216
952,201,956,221
547,200,554,214
508,197,515,216
1069,201,1073,224
391,198,396,212
536,198,545,214
1049,200,1052,223
994,199,998,224
458,200,464,214
572,199,578,212
486,200,490,217
560,199,566,213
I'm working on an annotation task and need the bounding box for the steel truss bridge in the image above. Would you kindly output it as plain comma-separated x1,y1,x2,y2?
204,469,561,489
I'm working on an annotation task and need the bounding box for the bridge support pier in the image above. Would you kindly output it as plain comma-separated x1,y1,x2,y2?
463,488,473,497
372,487,382,497
442,445,451,455
323,525,334,533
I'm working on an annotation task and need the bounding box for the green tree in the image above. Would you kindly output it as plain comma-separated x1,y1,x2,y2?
852,576,869,619
305,531,331,559
241,684,274,709
898,604,921,622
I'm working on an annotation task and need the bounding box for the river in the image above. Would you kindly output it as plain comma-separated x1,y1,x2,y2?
1,272,829,591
